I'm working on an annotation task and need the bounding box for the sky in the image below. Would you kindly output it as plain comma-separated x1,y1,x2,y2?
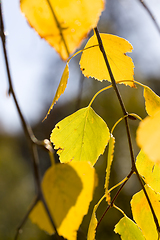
0,0,160,134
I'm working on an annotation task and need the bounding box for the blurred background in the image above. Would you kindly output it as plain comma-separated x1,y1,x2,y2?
0,0,160,239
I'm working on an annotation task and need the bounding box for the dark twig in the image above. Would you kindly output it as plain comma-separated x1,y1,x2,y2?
15,196,39,240
0,2,59,239
97,170,134,229
94,26,160,233
138,0,160,34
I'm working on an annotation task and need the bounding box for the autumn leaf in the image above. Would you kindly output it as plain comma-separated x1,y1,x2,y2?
136,110,160,166
20,0,105,60
114,215,145,240
79,33,135,87
50,106,110,166
105,134,115,203
30,162,97,240
87,195,105,240
143,85,160,116
136,150,160,193
131,185,160,240
44,63,69,120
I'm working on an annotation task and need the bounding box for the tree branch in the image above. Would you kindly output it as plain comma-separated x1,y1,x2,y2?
0,2,59,238
94,26,160,233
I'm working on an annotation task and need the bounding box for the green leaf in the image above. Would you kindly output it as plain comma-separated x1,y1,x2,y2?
105,134,115,203
30,162,97,240
114,216,145,240
44,63,69,120
131,185,160,240
136,150,160,193
143,85,160,116
50,106,110,165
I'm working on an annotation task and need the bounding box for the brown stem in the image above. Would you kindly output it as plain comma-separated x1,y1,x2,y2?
97,170,134,229
138,0,160,34
94,26,160,233
0,2,59,238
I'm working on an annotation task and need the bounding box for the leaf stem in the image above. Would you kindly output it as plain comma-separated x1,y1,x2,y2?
88,85,112,107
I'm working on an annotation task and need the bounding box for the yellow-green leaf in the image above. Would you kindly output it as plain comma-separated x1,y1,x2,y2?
30,161,97,240
136,110,160,165
114,216,145,240
105,134,115,203
44,63,69,120
143,85,160,116
50,106,110,166
87,195,105,240
80,33,135,87
136,150,160,193
20,0,105,60
131,185,160,240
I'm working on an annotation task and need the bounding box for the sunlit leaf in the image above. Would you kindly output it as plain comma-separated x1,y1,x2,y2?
20,0,105,60
136,110,160,165
114,216,145,240
105,134,115,203
30,162,97,240
50,106,110,166
136,150,160,193
131,185,160,240
87,195,105,240
44,63,69,120
80,33,135,87
143,85,160,116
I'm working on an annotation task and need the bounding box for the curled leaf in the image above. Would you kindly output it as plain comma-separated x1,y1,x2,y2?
105,134,115,203
44,63,69,120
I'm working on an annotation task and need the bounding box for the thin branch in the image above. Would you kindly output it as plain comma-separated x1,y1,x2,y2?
15,196,39,240
138,0,160,34
97,170,134,229
94,26,160,233
0,2,59,238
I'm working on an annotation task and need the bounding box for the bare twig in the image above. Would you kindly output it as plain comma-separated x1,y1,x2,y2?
138,0,160,34
0,2,59,239
94,26,160,233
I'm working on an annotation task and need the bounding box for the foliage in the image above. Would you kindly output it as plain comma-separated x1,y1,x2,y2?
1,0,160,240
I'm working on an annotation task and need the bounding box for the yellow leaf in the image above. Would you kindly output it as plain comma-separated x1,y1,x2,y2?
136,150,160,193
79,33,135,87
143,85,160,116
50,106,110,166
114,216,145,240
131,185,160,240
30,162,97,240
87,195,105,240
44,63,69,120
136,110,160,165
20,0,105,60
105,134,115,203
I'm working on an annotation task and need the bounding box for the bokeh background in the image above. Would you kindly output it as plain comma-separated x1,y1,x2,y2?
1,0,160,239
